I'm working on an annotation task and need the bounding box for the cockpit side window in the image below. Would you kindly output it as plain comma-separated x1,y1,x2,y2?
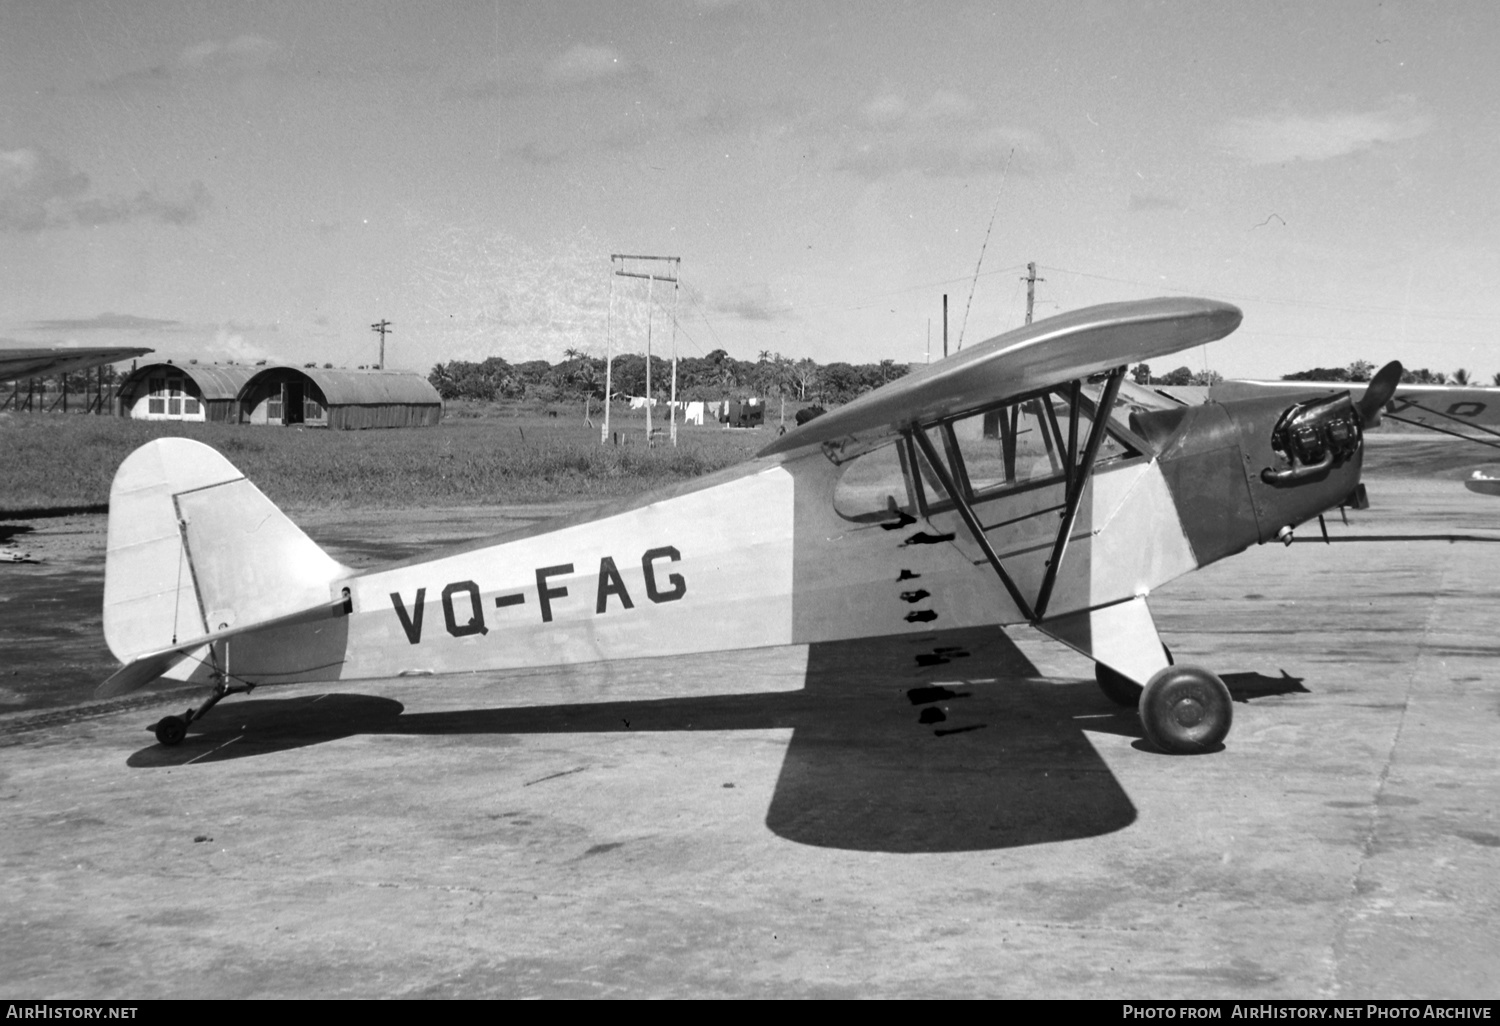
831,437,920,523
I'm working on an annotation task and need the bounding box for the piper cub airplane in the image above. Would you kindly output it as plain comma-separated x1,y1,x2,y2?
97,298,1397,754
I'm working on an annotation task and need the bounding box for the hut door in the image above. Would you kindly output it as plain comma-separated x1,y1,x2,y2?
284,382,305,425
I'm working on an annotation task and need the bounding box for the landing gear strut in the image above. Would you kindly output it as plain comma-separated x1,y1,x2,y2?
149,677,254,747
1095,645,1172,707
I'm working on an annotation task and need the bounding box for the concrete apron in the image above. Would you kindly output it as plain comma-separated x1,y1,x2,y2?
0,480,1496,998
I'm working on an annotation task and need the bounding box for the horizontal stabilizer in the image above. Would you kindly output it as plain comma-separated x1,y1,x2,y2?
94,595,353,699
96,647,199,699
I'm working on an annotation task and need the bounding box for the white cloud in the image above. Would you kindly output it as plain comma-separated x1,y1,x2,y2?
28,313,182,332
547,45,633,86
0,147,209,232
1215,102,1431,164
450,43,648,103
715,284,792,322
0,148,88,231
835,90,1070,179
209,324,275,364
89,35,285,92
73,182,210,228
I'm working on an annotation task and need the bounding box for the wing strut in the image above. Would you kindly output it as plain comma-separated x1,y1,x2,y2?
1033,368,1125,620
1385,408,1500,451
911,425,1037,621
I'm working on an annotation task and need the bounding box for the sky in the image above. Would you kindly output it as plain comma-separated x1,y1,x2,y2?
1,0,1497,380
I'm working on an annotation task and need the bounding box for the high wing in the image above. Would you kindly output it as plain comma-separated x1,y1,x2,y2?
0,346,152,381
760,297,1242,458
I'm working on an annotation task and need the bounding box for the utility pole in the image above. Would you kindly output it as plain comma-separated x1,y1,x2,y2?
609,254,681,446
604,275,615,444
1021,263,1044,325
370,319,392,369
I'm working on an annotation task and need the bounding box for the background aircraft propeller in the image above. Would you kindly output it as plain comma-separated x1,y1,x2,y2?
1357,360,1403,427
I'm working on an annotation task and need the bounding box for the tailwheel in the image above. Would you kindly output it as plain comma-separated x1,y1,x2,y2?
153,715,188,747
1095,644,1173,707
1138,665,1232,754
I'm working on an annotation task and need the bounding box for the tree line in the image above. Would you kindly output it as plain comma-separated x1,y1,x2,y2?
1278,360,1499,386
427,349,911,407
1130,360,1500,388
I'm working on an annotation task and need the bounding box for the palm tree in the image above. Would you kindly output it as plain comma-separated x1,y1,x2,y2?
1452,368,1471,386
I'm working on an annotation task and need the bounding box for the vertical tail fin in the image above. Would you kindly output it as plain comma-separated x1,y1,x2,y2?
103,438,352,671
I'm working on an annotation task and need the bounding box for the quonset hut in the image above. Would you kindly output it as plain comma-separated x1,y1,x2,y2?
115,363,259,423
238,367,442,429
115,363,442,429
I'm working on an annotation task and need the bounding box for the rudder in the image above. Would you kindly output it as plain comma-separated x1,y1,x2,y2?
103,438,352,667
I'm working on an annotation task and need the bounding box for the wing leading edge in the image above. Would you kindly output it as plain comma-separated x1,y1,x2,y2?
759,297,1242,458
0,346,152,381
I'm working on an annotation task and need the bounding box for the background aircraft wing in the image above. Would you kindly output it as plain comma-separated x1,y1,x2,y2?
1212,378,1500,430
0,346,152,381
759,297,1241,458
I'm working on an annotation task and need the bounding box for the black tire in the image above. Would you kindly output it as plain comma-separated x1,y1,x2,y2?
1095,644,1174,707
1138,665,1232,754
154,715,188,746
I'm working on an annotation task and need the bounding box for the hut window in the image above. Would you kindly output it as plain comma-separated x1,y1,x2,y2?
147,376,166,414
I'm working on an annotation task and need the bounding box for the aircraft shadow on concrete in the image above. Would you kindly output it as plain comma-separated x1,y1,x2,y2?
124,628,1300,853
1222,669,1308,702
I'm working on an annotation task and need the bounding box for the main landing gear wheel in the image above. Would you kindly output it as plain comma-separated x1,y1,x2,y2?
1138,665,1232,754
153,715,188,747
1095,644,1173,707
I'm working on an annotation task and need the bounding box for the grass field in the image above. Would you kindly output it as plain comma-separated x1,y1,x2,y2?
0,407,772,515
5,405,1495,519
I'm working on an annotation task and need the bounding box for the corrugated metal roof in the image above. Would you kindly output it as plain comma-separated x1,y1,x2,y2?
119,362,259,401
257,367,441,406
119,363,441,406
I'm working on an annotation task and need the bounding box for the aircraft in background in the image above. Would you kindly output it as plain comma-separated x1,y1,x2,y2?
95,298,1396,756
1210,375,1500,440
1158,373,1500,496
0,346,151,382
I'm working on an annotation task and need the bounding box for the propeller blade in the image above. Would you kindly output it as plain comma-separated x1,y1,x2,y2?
1357,360,1403,427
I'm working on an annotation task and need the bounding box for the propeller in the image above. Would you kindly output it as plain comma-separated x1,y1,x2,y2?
1356,360,1403,427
